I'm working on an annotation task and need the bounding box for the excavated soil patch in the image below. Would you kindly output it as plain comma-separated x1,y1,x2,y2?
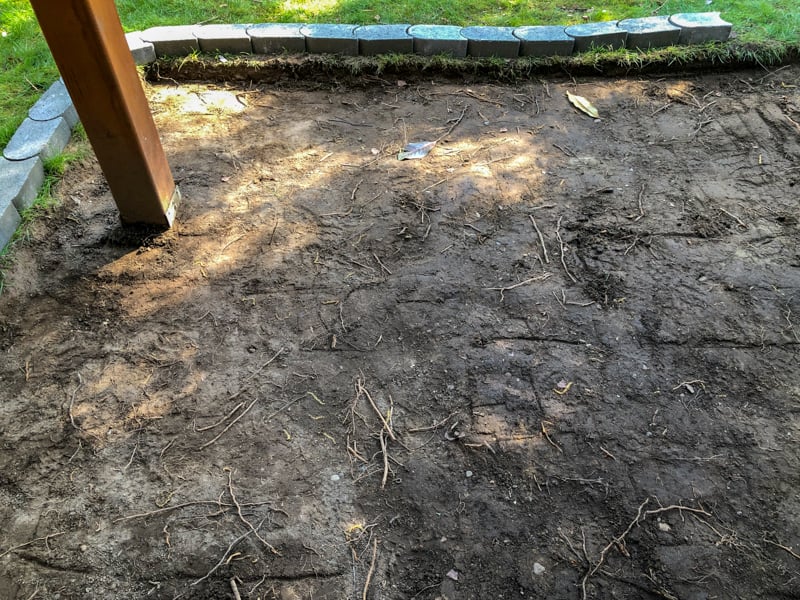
1,66,799,600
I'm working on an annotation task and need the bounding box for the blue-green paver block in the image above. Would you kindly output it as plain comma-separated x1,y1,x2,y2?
195,24,253,54
125,31,157,65
462,26,520,58
3,117,71,162
618,16,680,49
565,21,627,52
669,12,732,45
140,26,199,57
301,24,358,56
514,26,574,56
0,157,45,212
29,79,78,128
356,25,413,56
0,195,21,250
248,23,306,54
408,25,467,57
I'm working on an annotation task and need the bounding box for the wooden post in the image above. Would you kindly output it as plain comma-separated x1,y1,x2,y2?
29,0,179,227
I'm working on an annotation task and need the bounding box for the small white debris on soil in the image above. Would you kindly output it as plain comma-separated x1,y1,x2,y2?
533,562,546,575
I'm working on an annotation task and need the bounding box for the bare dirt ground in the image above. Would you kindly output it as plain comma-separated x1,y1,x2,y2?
1,64,799,600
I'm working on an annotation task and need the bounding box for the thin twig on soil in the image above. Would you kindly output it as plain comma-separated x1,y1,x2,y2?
579,498,712,599
226,468,279,555
529,214,550,263
230,578,242,600
556,217,578,283
198,396,258,450
248,575,267,596
228,347,285,401
485,273,552,303
408,412,456,433
356,379,396,441
68,373,83,431
113,500,236,522
379,430,390,489
421,178,446,193
373,253,392,275
362,537,379,600
599,446,617,461
122,434,140,471
553,143,577,157
763,538,800,561
717,207,747,229
195,401,245,432
435,106,469,143
190,518,267,587
635,184,646,221
0,532,66,559
351,179,363,201
541,421,563,453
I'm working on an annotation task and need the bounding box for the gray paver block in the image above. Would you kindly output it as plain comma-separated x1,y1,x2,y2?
301,24,358,56
669,12,732,45
248,23,306,53
0,157,45,212
125,31,157,65
618,16,681,49
140,26,199,57
28,79,78,128
514,26,574,56
408,25,468,57
194,24,253,54
3,117,71,162
565,21,627,52
462,26,520,58
0,195,21,250
355,24,413,55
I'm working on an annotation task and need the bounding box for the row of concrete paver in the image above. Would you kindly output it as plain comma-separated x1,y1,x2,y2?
127,14,731,62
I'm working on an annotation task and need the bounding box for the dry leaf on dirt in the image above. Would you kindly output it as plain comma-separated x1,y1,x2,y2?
566,91,600,119
398,141,436,161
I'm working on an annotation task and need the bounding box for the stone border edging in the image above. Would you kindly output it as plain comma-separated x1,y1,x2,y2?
0,12,731,248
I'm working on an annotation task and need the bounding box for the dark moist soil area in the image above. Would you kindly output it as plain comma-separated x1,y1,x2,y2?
1,65,799,600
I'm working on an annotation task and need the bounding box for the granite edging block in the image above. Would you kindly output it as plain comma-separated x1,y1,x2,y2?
3,117,71,162
140,26,200,57
301,24,359,56
0,195,21,250
462,26,520,58
408,25,468,57
28,79,79,128
126,31,157,65
618,16,680,49
248,23,306,53
0,157,45,212
565,21,627,52
356,25,413,55
669,12,732,44
514,26,574,56
194,24,254,54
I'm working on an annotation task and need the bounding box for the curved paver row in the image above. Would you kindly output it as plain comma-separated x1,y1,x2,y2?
126,13,731,63
1,13,731,247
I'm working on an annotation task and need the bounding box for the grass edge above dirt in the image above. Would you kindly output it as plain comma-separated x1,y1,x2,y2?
146,40,800,83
